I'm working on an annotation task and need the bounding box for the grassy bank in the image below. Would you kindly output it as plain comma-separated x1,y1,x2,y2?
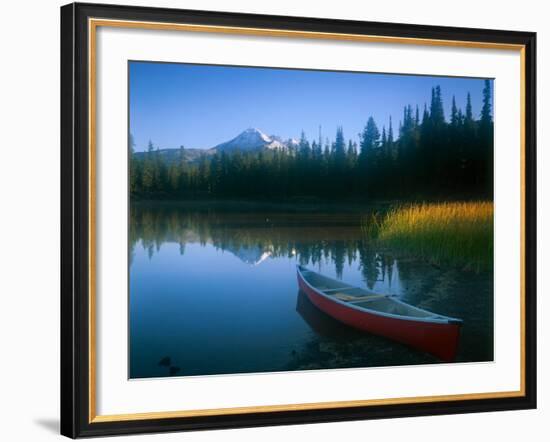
364,201,493,272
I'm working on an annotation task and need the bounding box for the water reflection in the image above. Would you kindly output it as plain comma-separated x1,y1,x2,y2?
129,202,493,378
291,290,434,370
130,203,401,291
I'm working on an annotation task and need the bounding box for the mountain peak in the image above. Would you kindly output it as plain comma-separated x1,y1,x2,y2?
214,128,290,152
244,127,264,134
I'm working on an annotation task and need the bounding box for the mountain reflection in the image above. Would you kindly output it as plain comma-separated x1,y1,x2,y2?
130,203,398,289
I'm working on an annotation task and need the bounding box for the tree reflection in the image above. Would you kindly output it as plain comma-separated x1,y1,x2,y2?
130,203,399,287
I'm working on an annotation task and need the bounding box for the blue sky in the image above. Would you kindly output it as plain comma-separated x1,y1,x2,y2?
129,61,490,152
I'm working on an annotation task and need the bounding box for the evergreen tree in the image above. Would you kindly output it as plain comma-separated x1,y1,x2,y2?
323,138,331,162
388,117,394,147
465,92,473,125
141,140,155,192
359,117,380,162
333,126,347,166
480,80,493,128
358,117,380,194
430,86,445,126
348,140,358,164
381,126,387,150
479,79,494,197
129,133,139,194
298,130,311,160
451,96,459,127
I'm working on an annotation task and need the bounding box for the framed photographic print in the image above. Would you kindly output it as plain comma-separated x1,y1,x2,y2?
60,2,537,438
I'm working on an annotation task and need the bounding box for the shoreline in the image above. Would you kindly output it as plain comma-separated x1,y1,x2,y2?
130,197,492,212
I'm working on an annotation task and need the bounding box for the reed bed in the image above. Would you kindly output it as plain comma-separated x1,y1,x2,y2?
365,201,493,272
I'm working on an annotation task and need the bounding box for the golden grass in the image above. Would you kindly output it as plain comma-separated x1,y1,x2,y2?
371,202,493,272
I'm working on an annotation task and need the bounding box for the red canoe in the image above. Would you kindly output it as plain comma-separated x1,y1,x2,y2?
296,265,462,362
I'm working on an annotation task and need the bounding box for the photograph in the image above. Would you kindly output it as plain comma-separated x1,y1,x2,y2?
128,61,495,379
55,1,537,438
0,0,542,439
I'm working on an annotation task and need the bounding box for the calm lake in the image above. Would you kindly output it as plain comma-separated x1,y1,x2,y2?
129,202,493,378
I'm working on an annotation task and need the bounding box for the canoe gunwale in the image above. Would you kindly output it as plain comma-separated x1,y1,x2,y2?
296,265,462,326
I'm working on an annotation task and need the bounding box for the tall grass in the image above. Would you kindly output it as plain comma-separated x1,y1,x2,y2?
366,202,493,272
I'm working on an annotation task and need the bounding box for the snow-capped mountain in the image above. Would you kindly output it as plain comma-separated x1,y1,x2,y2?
226,244,273,266
133,128,298,164
213,128,296,152
270,134,299,148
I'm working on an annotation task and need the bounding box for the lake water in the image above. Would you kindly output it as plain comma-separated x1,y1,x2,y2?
129,202,494,378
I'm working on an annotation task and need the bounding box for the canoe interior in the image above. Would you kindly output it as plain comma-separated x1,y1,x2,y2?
299,267,443,320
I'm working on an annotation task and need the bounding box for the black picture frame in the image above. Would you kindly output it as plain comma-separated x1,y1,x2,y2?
61,2,537,438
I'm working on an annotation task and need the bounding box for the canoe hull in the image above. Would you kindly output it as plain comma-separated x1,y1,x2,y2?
297,273,461,362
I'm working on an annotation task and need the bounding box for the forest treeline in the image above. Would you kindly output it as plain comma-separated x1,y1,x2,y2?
130,81,493,201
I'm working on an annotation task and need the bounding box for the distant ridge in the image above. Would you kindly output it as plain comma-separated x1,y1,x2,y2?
133,147,213,164
133,128,299,163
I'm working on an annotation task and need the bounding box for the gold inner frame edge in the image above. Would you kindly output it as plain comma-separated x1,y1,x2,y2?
87,17,527,424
